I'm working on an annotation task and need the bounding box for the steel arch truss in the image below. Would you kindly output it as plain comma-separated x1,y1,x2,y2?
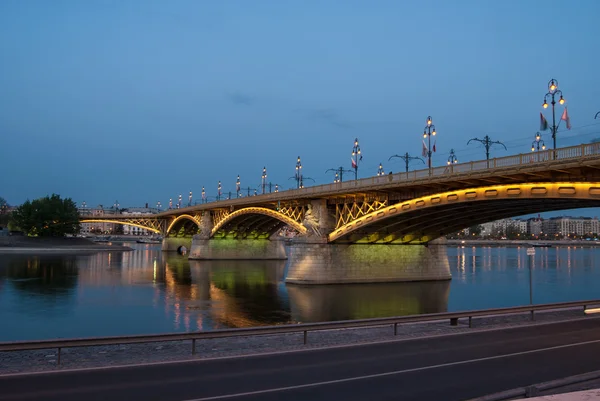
329,182,600,244
277,205,305,223
210,207,307,239
166,214,202,237
335,199,388,229
80,218,165,234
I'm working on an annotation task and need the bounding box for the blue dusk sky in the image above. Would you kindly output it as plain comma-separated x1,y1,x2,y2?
1,0,600,217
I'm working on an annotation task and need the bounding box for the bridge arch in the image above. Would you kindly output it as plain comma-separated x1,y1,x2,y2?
166,214,202,237
210,207,307,238
80,219,162,234
329,182,600,244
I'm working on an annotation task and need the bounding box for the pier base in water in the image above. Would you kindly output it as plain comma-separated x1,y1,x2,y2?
285,237,451,285
189,238,287,260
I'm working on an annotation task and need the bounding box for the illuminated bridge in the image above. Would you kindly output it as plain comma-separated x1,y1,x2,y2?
81,143,600,284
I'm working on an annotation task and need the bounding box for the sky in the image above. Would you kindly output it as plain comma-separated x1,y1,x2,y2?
1,0,600,217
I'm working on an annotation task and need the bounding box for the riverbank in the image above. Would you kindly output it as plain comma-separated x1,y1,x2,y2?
447,239,600,247
0,236,133,252
0,308,597,375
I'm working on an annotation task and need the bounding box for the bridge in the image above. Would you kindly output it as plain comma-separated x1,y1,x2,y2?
81,143,600,284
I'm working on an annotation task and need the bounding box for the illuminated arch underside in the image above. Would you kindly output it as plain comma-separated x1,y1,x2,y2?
211,207,307,239
166,214,202,237
330,183,600,244
80,219,161,234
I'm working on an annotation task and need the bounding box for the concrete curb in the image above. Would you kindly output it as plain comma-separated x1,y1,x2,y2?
466,370,600,400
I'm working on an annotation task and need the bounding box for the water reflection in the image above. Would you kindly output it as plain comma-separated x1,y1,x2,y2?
1,243,599,341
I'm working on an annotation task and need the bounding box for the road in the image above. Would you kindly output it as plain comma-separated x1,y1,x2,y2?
1,318,599,401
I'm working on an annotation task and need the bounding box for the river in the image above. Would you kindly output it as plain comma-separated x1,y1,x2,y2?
0,243,598,341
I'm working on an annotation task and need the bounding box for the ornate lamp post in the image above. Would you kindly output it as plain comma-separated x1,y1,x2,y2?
351,138,362,180
467,135,506,161
542,78,566,150
531,132,546,152
201,187,206,203
290,156,314,189
326,166,353,183
388,152,425,173
423,116,436,175
377,163,385,176
188,191,193,207
275,184,279,193
156,201,161,211
177,194,182,209
217,181,222,201
447,149,458,165
113,200,120,214
261,167,267,194
236,175,241,197
169,198,173,209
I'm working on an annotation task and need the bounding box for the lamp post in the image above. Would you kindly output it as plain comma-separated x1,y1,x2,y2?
261,167,267,194
447,149,458,165
169,198,173,209
351,138,362,180
542,78,566,150
113,200,120,215
388,152,425,173
188,191,193,207
201,187,206,203
326,166,353,183
156,201,161,211
467,135,506,161
177,194,182,209
236,175,241,197
377,163,385,176
275,184,279,193
217,181,222,201
531,132,546,152
423,116,436,175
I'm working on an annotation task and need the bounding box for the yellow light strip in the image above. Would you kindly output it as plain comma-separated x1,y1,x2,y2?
165,214,201,234
80,219,161,234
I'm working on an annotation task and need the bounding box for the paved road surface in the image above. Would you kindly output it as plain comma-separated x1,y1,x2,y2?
1,318,599,401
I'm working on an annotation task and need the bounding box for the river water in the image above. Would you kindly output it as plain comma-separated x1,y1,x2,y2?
0,243,598,341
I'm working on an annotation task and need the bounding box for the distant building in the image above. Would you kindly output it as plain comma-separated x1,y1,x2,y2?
121,208,155,236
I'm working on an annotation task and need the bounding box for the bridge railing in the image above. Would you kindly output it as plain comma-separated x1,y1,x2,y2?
1,299,598,365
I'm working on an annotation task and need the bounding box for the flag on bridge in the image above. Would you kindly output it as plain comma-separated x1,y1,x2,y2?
561,107,571,130
540,112,549,131
422,140,428,157
433,140,437,153
351,157,357,168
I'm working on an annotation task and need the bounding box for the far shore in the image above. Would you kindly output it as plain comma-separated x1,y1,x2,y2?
447,239,600,247
0,236,133,252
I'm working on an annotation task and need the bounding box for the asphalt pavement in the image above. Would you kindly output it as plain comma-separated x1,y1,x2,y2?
1,318,599,401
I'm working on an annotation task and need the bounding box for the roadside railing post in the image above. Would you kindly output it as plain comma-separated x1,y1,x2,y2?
303,331,308,344
57,347,61,365
531,310,535,321
192,339,196,355
394,323,398,336
468,316,472,328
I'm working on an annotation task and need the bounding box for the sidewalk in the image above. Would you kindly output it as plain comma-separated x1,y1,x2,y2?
527,389,600,400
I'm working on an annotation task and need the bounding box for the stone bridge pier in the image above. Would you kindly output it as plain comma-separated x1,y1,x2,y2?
285,200,452,285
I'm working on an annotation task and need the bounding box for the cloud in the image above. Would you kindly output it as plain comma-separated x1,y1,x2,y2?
227,92,254,106
305,108,350,128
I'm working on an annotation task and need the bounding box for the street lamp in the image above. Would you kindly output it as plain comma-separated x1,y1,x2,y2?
377,163,385,176
388,152,425,173
113,200,120,215
542,78,566,150
467,135,506,161
217,181,222,201
261,167,267,194
236,175,241,197
423,116,436,175
188,191,193,207
201,187,206,203
290,156,314,189
157,201,161,211
326,166,353,183
532,132,546,152
351,138,362,180
275,184,279,192
447,149,458,165
177,194,182,209
169,198,173,209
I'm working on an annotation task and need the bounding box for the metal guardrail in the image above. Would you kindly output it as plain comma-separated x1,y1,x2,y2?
1,299,598,365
